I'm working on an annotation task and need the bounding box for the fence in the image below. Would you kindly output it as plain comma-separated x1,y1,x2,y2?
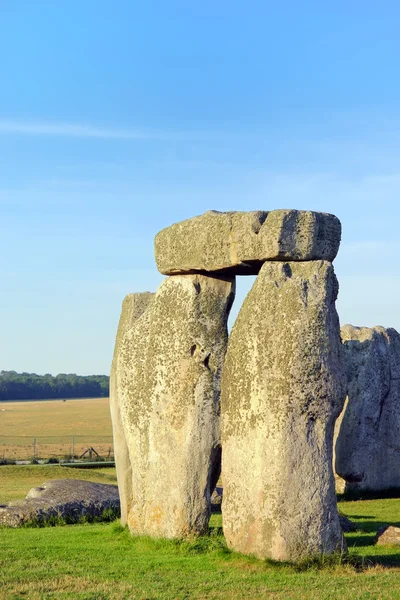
0,435,114,463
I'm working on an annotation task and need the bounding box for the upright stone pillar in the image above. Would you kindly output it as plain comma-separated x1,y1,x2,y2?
113,273,234,538
335,325,400,492
221,260,346,561
110,293,155,526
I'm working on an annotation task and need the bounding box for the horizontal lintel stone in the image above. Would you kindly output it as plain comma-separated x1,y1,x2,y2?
154,209,342,276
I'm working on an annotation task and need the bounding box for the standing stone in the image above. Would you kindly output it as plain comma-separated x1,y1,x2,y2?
155,209,342,276
221,260,346,561
335,325,400,492
110,292,155,526
115,274,235,538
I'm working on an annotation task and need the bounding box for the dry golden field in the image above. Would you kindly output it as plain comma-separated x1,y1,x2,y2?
0,397,112,436
0,397,113,461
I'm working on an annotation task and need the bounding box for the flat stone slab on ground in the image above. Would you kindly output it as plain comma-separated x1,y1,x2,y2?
155,209,341,275
0,479,120,527
375,526,400,546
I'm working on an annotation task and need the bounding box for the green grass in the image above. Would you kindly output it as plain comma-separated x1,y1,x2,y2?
1,489,400,598
339,498,400,566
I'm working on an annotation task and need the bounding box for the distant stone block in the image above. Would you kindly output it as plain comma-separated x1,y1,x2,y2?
335,325,400,492
375,526,400,546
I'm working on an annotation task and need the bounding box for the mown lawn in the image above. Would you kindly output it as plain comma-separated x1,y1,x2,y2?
1,512,400,600
1,470,400,600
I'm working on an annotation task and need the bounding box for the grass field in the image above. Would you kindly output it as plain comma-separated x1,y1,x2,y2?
0,398,112,437
1,497,400,598
0,398,113,460
2,413,400,598
1,466,400,599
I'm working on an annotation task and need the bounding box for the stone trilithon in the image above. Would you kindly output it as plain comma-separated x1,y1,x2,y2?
111,208,347,560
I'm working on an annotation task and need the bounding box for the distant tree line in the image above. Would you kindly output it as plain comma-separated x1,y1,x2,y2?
0,371,109,400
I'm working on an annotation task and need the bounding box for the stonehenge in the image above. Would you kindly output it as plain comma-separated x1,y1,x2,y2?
335,325,400,492
111,207,354,561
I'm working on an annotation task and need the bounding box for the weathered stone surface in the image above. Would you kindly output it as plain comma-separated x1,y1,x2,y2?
211,487,223,512
0,479,120,527
110,292,155,526
155,209,341,275
213,486,356,531
333,399,348,494
375,525,400,546
221,260,346,561
115,273,235,538
339,514,357,533
335,325,400,492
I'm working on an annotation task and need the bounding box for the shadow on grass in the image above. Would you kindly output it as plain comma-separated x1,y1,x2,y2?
347,533,376,547
368,554,400,567
344,515,400,544
262,547,400,572
346,541,400,568
338,487,400,502
357,520,400,532
345,521,400,568
344,514,375,519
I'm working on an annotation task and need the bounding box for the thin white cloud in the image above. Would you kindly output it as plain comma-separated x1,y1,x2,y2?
0,119,158,140
0,119,245,142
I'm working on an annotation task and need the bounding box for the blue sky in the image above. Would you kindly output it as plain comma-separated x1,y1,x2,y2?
1,1,399,375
